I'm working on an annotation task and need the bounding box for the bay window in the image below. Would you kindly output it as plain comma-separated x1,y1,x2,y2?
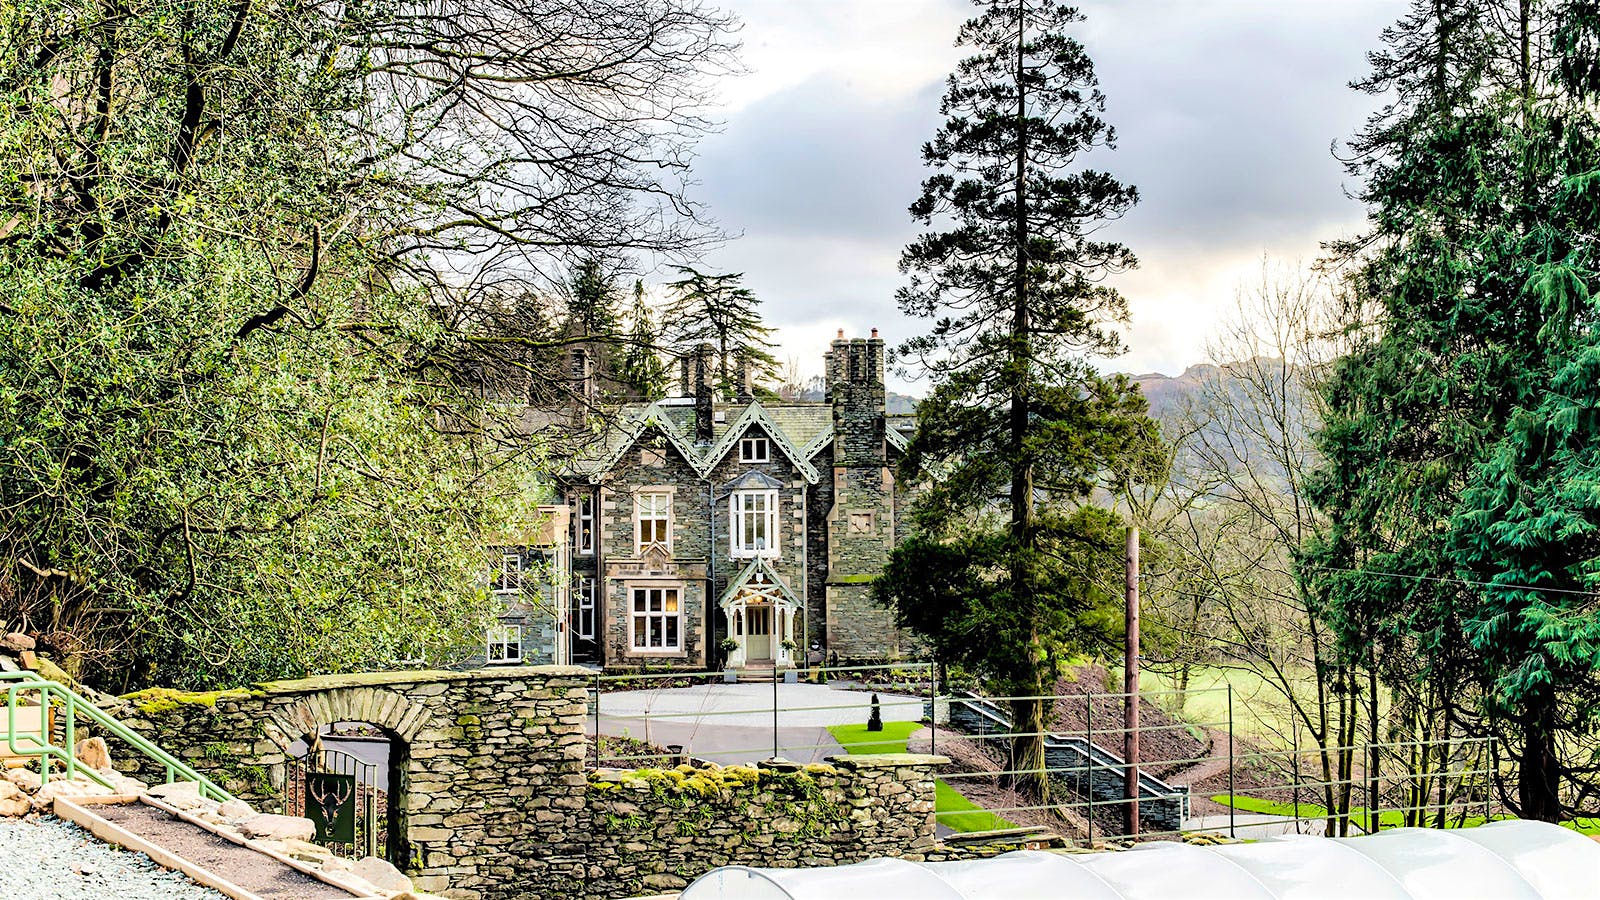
631,587,682,651
731,490,779,557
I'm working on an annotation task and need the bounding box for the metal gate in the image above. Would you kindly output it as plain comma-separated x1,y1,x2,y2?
285,747,384,859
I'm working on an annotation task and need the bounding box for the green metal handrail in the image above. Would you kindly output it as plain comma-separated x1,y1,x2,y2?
1,670,235,802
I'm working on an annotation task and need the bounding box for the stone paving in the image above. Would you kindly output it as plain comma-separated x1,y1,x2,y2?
590,682,925,765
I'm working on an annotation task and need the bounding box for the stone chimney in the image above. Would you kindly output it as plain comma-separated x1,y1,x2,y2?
734,348,754,403
571,347,596,405
679,353,693,398
693,342,715,443
828,329,886,468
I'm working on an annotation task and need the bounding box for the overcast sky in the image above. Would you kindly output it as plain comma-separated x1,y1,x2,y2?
680,0,1405,391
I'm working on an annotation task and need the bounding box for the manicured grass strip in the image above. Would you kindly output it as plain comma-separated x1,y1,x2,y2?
934,779,1018,832
1211,794,1600,835
828,721,920,755
827,722,1017,833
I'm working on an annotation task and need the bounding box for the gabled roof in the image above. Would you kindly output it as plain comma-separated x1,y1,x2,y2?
801,421,913,460
801,425,834,461
716,555,802,609
576,401,704,483
699,402,821,483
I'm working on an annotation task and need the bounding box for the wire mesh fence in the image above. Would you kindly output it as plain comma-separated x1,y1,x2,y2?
584,662,1499,843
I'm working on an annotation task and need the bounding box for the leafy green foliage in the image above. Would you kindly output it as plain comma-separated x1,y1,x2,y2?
0,0,732,689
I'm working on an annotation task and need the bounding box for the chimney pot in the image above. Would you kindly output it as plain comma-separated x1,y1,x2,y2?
870,328,879,338
836,328,845,340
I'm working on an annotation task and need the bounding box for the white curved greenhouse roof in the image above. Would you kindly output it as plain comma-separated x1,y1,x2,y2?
677,821,1598,900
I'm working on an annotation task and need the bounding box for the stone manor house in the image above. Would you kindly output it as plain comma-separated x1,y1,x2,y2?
481,331,916,673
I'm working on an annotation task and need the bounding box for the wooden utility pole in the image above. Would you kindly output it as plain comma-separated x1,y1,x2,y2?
1125,525,1141,837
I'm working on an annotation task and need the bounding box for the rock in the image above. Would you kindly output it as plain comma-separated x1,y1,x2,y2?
0,781,22,802
352,856,413,893
1,633,34,651
104,773,148,796
238,813,316,842
321,856,355,873
74,737,112,770
217,798,255,821
319,869,380,896
0,795,29,817
31,777,111,810
282,838,333,860
4,768,40,793
145,780,200,801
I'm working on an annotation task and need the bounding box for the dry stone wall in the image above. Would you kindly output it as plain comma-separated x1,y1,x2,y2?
582,755,941,898
97,667,946,900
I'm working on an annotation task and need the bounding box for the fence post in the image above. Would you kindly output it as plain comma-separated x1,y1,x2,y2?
772,664,779,760
1086,692,1094,844
592,672,601,768
930,662,938,757
1227,684,1235,840
1291,721,1301,834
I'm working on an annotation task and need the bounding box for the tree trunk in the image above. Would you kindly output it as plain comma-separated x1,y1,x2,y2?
1518,695,1562,822
1000,0,1049,803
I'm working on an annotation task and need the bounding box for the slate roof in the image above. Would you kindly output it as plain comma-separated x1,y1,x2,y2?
567,399,917,484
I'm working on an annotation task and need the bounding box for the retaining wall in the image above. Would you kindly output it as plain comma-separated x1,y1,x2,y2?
96,668,945,900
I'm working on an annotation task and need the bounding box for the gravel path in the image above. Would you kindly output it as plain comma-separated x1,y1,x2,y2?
0,815,227,900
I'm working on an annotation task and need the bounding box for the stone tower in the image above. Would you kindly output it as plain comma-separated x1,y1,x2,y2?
823,330,902,659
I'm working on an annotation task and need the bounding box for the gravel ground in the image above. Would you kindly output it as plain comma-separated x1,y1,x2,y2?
0,815,226,900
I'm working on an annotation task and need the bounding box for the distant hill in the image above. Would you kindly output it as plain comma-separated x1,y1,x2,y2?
1131,365,1220,424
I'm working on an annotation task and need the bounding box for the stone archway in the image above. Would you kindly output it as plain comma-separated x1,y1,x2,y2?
267,687,432,870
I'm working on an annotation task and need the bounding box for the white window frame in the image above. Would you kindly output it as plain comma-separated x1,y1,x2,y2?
576,494,594,556
739,436,770,463
487,624,523,664
731,490,780,558
576,576,596,640
495,553,523,593
635,491,672,554
630,586,682,652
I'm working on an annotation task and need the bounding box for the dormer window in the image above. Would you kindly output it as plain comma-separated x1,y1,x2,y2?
740,436,770,463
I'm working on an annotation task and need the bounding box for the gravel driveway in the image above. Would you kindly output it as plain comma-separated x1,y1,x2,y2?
0,815,226,900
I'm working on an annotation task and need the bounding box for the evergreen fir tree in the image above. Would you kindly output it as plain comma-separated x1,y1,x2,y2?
662,267,779,395
1310,0,1600,820
877,0,1159,799
618,279,671,400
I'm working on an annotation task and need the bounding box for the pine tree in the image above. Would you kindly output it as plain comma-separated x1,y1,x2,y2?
662,267,779,395
880,0,1159,799
567,258,622,338
618,280,671,400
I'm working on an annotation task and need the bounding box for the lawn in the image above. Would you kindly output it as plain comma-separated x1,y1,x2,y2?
828,721,921,755
1211,793,1600,835
826,722,1018,833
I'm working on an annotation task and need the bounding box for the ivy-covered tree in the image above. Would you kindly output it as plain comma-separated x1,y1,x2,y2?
662,267,780,395
879,0,1160,799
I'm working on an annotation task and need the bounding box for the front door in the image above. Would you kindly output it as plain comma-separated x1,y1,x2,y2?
746,605,772,662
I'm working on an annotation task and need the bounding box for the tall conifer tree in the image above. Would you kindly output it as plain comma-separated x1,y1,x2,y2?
1311,0,1600,820
880,0,1158,798
619,280,671,400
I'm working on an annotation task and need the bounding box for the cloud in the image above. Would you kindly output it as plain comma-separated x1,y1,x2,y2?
676,0,1405,390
